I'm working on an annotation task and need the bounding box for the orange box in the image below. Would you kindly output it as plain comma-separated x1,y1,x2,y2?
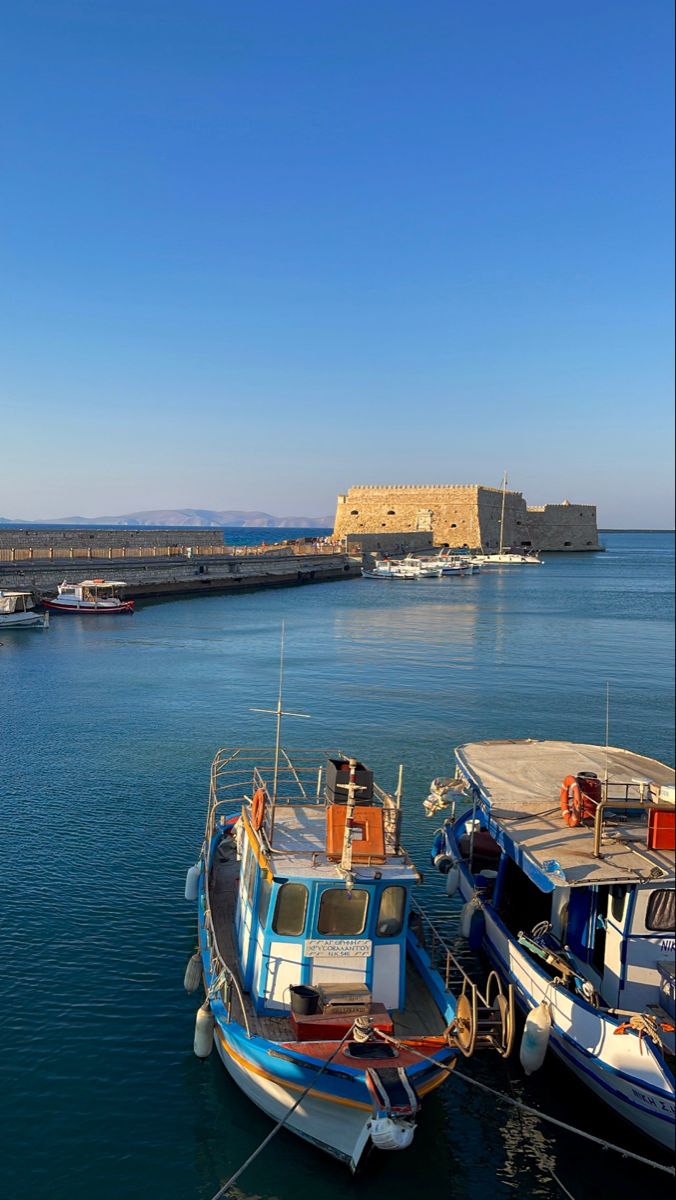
647,809,676,851
326,805,386,861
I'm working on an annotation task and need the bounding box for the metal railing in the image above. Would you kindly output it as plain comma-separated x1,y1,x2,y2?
0,542,343,564
409,896,515,1058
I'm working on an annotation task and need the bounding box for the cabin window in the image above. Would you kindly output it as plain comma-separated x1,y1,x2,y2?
376,886,406,937
272,882,308,936
317,888,369,936
610,885,629,924
646,889,675,932
258,875,272,928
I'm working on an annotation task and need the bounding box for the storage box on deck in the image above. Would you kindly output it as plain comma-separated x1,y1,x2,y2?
315,982,372,1012
326,805,385,861
657,962,676,1020
325,758,373,804
291,1003,394,1042
647,808,676,851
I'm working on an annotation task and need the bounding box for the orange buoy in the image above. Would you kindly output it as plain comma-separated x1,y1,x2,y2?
560,774,582,826
251,788,267,831
560,772,601,826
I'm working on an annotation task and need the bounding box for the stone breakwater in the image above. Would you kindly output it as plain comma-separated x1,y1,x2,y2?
0,539,358,599
333,484,603,552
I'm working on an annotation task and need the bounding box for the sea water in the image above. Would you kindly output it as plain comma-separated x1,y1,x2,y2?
1,531,673,1200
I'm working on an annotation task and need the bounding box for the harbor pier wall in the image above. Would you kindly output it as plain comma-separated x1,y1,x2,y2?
0,554,357,599
0,531,358,599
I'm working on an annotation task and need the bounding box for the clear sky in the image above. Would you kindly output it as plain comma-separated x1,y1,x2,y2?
1,1,673,525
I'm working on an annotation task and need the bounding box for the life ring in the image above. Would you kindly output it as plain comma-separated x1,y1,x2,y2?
560,775,582,826
251,788,267,831
561,774,601,826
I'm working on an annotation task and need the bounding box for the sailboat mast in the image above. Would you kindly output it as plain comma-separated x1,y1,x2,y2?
499,471,508,556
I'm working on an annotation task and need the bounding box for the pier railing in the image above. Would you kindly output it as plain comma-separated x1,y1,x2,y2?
0,541,343,563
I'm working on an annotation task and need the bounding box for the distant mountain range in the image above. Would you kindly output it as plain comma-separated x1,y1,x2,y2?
0,508,334,529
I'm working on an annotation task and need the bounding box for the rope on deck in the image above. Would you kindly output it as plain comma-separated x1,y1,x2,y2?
207,1026,356,1200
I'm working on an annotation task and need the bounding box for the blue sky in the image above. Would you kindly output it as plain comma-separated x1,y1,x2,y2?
1,1,673,525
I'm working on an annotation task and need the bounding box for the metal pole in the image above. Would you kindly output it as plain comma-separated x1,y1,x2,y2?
395,764,404,807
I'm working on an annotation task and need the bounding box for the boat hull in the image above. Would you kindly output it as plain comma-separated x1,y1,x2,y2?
196,840,455,1170
0,612,48,628
443,821,676,1150
213,1023,374,1168
42,599,134,614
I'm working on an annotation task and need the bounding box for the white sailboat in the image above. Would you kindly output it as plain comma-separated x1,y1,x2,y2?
473,473,543,566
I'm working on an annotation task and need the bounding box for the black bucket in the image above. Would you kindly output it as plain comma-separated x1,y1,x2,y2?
289,985,320,1017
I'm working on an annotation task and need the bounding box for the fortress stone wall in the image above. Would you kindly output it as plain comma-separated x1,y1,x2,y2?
333,485,602,552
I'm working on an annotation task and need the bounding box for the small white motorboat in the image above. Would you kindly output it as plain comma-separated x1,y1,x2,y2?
473,552,542,566
0,591,49,629
42,579,134,614
362,557,441,580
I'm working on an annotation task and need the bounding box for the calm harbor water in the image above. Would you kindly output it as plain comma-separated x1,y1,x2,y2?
1,531,674,1200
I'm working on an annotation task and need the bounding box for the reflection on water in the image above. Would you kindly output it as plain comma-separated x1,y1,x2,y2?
0,533,673,1200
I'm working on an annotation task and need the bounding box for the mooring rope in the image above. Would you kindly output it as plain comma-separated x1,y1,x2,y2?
372,1030,675,1178
207,1026,356,1200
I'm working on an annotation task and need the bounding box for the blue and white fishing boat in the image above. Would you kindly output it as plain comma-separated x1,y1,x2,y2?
429,740,676,1151
186,744,514,1170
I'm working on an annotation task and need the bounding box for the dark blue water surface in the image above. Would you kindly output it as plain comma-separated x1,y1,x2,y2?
1,531,674,1200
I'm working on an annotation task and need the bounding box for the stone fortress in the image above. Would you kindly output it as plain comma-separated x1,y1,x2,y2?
333,484,602,553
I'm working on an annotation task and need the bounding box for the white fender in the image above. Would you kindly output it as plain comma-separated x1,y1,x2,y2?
194,999,215,1058
445,863,460,896
519,1001,552,1075
183,951,202,993
184,862,200,902
460,894,482,939
369,1117,415,1151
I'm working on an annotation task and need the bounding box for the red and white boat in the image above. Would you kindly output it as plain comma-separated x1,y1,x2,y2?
42,579,134,614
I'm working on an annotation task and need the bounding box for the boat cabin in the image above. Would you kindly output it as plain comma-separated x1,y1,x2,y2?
210,752,420,1016
454,741,676,1016
58,579,127,602
0,591,36,614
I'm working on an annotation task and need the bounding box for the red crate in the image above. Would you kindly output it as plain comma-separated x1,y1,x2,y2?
290,1003,394,1042
647,809,676,851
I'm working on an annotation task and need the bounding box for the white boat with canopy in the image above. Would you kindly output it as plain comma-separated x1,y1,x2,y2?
42,579,134,614
0,591,49,629
429,739,676,1150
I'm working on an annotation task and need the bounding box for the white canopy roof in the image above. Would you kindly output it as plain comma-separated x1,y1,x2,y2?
456,740,675,888
78,579,128,587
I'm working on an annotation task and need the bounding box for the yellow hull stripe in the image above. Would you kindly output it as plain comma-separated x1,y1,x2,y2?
215,1027,449,1110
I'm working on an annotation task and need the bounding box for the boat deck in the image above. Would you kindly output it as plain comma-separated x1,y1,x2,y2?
457,740,675,887
208,836,446,1042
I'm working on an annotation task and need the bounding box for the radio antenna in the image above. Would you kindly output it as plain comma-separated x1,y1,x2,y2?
604,682,610,796
250,622,310,825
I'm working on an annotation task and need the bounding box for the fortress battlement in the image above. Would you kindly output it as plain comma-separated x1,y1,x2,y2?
333,483,601,552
